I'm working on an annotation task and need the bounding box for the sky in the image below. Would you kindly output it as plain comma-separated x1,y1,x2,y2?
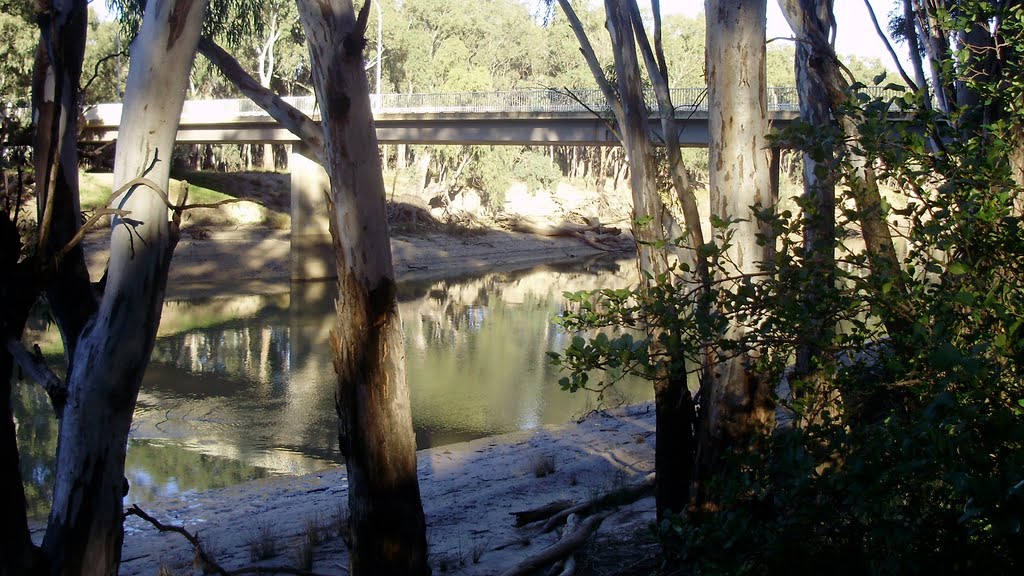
662,0,911,71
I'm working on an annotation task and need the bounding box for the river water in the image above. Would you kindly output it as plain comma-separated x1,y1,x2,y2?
15,255,652,518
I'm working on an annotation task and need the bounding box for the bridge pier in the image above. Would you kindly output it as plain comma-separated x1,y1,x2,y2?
290,145,336,281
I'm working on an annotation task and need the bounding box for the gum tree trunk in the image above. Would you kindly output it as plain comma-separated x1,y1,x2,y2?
697,0,775,485
293,1,429,573
41,0,207,573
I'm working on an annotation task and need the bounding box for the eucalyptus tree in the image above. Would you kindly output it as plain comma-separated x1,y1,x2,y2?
0,0,36,107
292,1,429,571
695,0,775,486
199,0,430,571
550,0,717,517
0,0,209,573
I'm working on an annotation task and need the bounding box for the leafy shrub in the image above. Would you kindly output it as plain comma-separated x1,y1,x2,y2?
552,81,1024,574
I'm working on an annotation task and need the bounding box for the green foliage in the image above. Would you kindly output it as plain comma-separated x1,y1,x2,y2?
0,0,38,106
466,146,517,212
510,149,561,194
551,37,1024,576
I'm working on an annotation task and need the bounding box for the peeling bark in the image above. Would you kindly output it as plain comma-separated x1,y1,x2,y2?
294,1,428,573
697,0,775,487
41,0,207,573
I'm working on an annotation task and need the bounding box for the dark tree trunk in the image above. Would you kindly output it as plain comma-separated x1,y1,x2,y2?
788,0,837,377
294,1,429,573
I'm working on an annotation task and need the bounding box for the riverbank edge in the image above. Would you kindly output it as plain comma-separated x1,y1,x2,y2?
105,401,658,574
82,227,635,299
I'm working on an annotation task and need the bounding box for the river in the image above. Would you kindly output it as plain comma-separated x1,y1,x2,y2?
14,255,652,517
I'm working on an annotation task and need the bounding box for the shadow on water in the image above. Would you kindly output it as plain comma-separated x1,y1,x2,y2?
14,253,652,518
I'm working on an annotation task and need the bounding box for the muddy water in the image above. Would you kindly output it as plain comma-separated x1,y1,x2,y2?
15,256,651,516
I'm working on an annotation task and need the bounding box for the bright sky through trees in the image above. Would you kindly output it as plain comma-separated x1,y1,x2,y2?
662,0,910,72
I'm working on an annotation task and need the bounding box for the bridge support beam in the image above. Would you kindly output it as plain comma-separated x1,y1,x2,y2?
290,145,336,281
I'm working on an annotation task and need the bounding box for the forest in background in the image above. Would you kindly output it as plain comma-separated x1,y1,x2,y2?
2,0,894,211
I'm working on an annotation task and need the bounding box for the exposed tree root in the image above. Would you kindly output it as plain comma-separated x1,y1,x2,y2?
509,473,655,534
511,499,574,527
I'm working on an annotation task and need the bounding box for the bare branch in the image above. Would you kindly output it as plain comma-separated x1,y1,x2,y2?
198,37,326,162
554,0,626,124
4,336,66,415
862,0,920,91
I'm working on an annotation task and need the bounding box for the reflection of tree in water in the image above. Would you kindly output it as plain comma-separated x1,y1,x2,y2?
17,257,652,511
14,383,58,518
151,325,291,390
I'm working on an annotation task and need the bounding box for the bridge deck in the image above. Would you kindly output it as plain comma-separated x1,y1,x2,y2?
77,87,899,147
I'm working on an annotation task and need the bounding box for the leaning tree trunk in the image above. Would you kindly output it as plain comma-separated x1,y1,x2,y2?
294,1,429,574
602,0,694,520
41,0,207,573
780,0,907,337
697,0,775,488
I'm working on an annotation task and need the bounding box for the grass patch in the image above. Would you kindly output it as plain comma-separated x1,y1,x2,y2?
531,454,556,478
247,520,278,561
79,172,234,211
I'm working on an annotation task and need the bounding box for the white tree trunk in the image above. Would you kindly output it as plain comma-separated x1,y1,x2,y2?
42,0,207,573
699,0,775,481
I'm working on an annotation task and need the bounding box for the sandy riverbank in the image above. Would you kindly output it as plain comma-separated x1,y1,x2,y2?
82,226,634,298
108,403,658,575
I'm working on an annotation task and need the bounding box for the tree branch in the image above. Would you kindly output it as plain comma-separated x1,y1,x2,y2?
198,37,326,163
862,0,919,91
555,0,626,125
125,505,335,576
4,336,66,415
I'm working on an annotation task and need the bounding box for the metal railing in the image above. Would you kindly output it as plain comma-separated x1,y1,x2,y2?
82,86,905,124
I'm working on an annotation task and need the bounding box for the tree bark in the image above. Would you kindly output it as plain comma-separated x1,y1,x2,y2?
41,0,207,573
787,0,837,377
779,0,908,337
698,0,775,487
293,1,429,574
32,0,96,376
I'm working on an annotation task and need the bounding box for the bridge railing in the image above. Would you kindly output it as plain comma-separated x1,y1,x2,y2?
84,85,904,125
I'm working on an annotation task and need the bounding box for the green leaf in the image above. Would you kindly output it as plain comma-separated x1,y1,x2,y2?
948,261,970,275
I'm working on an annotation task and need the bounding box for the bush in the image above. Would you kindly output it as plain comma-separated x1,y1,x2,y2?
552,84,1024,574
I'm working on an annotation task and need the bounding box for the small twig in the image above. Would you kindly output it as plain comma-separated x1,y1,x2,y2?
125,505,335,576
553,86,621,143
125,505,230,576
80,49,128,96
54,207,129,264
4,336,66,416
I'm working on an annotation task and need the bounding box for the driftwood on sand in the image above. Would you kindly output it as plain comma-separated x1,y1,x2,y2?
499,215,628,252
497,513,608,576
509,472,656,533
500,473,657,575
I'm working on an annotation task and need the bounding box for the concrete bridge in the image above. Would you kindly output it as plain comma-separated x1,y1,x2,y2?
76,86,901,281
78,87,831,147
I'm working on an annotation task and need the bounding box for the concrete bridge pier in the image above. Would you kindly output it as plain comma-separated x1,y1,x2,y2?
290,144,336,281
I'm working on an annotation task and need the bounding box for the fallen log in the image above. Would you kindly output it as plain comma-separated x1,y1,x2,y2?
504,216,620,238
511,499,575,527
497,513,607,576
541,473,655,533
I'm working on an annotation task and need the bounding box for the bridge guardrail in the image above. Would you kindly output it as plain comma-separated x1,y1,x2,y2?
75,85,904,125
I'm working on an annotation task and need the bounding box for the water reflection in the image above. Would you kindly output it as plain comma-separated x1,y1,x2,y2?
15,255,651,518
